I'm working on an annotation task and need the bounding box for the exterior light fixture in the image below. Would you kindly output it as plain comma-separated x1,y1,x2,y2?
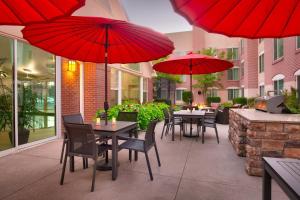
68,60,76,72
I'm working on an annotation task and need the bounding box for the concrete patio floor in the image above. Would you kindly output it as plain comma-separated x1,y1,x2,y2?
0,122,289,200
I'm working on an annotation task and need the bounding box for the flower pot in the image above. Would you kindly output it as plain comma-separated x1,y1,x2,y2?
8,127,30,145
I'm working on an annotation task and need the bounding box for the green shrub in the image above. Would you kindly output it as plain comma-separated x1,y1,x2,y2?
247,97,256,108
206,96,221,106
284,87,300,113
233,97,247,105
153,99,172,105
220,101,233,109
96,102,169,130
182,91,193,104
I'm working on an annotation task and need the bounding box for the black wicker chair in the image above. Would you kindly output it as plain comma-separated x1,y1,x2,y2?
61,114,89,169
198,109,219,144
120,120,161,180
160,108,172,139
60,123,109,192
169,108,184,140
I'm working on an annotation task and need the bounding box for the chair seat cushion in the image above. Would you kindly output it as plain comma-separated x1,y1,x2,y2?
119,139,144,152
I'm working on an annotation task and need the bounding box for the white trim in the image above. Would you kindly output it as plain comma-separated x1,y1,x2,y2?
55,56,62,138
13,39,18,147
296,36,300,50
226,87,240,89
207,87,219,89
259,51,264,56
259,82,265,86
140,77,143,104
272,74,285,81
79,62,84,118
117,70,122,105
176,87,187,90
240,85,244,88
294,69,300,76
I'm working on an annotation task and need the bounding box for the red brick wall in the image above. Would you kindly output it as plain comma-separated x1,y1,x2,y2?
264,37,300,85
242,40,258,89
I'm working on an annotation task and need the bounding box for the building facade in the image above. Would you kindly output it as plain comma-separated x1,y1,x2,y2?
0,0,153,156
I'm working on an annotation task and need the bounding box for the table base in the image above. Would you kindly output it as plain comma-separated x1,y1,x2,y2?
97,159,120,171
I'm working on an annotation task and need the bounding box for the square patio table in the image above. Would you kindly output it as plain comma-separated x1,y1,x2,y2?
262,157,300,200
172,110,206,141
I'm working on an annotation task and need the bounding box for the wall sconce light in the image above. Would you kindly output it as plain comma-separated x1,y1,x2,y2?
68,60,76,72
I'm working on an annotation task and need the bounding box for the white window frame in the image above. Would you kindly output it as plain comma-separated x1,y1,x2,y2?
273,38,284,61
258,52,264,73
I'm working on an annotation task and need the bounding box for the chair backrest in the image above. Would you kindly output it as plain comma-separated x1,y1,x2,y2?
62,113,84,124
163,108,170,122
144,120,158,148
204,109,218,122
117,112,138,122
64,123,97,158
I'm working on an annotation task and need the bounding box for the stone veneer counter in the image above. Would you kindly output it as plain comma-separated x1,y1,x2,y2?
229,109,300,176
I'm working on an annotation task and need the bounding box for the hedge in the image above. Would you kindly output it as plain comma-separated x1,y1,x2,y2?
232,97,247,105
206,96,221,106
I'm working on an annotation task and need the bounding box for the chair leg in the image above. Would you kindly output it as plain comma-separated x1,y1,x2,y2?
105,151,109,163
215,126,220,144
179,124,182,141
60,150,68,185
202,127,205,144
83,158,86,169
196,125,199,142
166,124,170,136
145,152,153,181
154,144,161,167
60,140,66,164
161,124,166,139
69,156,74,172
91,159,97,192
129,150,132,162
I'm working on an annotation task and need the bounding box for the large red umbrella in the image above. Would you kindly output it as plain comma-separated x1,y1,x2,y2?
153,53,233,103
22,16,174,124
0,0,85,25
171,0,300,38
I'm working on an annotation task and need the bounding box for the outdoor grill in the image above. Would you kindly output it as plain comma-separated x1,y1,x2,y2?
254,93,286,114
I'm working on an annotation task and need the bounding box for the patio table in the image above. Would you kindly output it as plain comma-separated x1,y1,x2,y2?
172,110,206,141
69,121,137,181
262,157,300,200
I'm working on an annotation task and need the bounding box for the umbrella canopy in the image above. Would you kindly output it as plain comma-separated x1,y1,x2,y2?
22,16,174,123
171,0,300,38
0,0,85,25
153,53,233,104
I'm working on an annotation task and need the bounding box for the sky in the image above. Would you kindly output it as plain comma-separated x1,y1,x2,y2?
120,0,192,33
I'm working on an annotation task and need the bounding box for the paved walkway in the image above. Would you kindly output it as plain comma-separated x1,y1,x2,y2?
0,122,288,200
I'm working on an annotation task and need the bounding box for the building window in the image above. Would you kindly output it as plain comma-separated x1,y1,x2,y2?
228,89,239,100
297,36,300,49
207,88,218,97
240,39,244,55
227,48,239,60
110,68,119,106
240,61,244,77
180,75,186,82
240,88,244,97
122,72,140,103
227,67,239,80
176,89,184,101
297,76,300,99
259,53,264,73
273,38,284,61
143,78,148,103
259,85,265,96
274,79,284,95
259,39,264,43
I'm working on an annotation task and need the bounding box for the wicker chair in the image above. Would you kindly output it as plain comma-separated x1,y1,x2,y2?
60,123,109,192
198,109,219,144
120,120,161,180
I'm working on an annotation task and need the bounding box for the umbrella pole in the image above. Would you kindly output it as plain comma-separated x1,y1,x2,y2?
189,62,192,107
104,25,109,125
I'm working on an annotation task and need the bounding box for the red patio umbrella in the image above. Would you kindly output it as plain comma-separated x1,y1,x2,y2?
0,0,85,25
170,0,300,38
153,53,233,104
22,16,174,124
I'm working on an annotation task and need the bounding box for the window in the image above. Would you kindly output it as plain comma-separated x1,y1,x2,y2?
180,75,186,82
297,36,300,49
240,61,244,77
122,72,140,103
240,88,244,97
143,78,148,103
274,79,284,95
207,88,218,97
227,48,239,60
259,39,264,43
228,89,239,100
176,89,184,101
110,68,119,106
240,39,244,55
273,38,283,60
259,53,264,73
227,67,239,80
259,85,265,96
297,76,300,99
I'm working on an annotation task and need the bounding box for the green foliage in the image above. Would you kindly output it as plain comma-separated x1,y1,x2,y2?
182,91,193,104
206,96,221,106
153,99,172,105
284,87,300,114
156,72,182,83
247,97,256,108
220,101,233,109
233,97,247,106
96,102,169,130
0,86,12,132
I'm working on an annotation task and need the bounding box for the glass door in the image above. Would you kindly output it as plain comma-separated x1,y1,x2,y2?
0,35,14,151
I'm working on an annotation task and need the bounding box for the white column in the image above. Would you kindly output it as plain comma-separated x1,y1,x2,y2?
140,77,143,104
55,56,62,138
79,62,84,118
117,70,122,105
13,39,18,147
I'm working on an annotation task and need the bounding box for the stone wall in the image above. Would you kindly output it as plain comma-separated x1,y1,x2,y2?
229,109,300,176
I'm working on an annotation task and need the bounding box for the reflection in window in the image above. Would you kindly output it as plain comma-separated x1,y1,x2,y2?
17,41,56,145
226,48,239,60
274,38,283,60
259,53,264,73
297,36,300,49
122,72,140,103
274,79,284,95
176,89,184,101
259,85,265,96
228,89,239,100
0,35,14,151
110,68,118,106
207,88,218,97
227,67,239,80
143,78,148,103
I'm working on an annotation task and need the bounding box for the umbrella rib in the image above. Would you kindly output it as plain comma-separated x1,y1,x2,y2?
280,0,299,37
25,0,48,22
2,0,24,24
83,28,104,62
253,0,281,38
192,0,224,25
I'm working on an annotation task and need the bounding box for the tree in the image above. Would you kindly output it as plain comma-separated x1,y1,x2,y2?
192,48,224,104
